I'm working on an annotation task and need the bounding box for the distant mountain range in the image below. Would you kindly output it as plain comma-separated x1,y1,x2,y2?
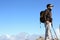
0,32,60,40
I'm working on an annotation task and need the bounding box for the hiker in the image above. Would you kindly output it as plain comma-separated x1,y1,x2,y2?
40,4,53,40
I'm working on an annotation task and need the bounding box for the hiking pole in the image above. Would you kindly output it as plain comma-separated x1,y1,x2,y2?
51,23,59,40
40,22,41,28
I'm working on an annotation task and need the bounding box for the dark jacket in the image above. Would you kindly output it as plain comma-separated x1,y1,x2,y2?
44,9,52,22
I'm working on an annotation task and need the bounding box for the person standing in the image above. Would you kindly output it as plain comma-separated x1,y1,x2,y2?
40,4,54,40
44,4,53,40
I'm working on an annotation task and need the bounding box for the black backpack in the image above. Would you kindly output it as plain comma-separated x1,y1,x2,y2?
40,10,45,23
40,10,52,23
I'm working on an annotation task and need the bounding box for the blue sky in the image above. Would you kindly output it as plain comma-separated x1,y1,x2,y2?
0,0,60,36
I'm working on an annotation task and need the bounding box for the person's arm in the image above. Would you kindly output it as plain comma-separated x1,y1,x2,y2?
50,12,52,23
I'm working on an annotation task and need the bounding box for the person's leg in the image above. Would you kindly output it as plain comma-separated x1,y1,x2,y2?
45,21,52,40
48,22,52,40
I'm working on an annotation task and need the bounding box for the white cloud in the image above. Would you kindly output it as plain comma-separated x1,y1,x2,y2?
0,32,40,40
